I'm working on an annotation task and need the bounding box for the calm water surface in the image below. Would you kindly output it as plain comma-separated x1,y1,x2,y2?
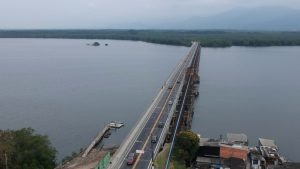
192,46,300,161
1,39,299,162
0,39,188,161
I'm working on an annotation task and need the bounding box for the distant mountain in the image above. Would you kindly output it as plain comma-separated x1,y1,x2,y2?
116,7,300,31
175,7,300,31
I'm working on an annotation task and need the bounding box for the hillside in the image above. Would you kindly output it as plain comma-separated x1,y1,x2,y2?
124,7,300,31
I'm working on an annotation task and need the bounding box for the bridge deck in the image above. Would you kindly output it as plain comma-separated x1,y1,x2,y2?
107,42,200,169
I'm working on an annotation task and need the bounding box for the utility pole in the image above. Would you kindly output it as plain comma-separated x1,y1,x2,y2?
151,134,153,162
5,151,8,169
150,134,154,168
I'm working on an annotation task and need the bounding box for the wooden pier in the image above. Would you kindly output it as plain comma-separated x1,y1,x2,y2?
82,125,110,157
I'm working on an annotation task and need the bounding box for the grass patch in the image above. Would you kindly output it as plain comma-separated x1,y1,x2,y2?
154,144,170,169
170,160,187,169
154,143,188,169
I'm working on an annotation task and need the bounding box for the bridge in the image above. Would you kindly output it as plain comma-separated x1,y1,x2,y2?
107,42,201,169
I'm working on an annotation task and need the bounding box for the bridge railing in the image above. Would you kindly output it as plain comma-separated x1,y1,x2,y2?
148,72,186,169
108,42,199,169
108,58,188,169
147,42,199,169
147,42,198,169
165,42,200,169
107,86,165,169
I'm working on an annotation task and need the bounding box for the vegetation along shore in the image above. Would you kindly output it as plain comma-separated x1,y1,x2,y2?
1,30,300,47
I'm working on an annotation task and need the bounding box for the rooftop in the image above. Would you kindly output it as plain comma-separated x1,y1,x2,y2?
199,137,221,147
259,138,278,149
227,133,248,145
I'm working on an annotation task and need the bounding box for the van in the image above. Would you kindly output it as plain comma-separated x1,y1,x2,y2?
151,135,158,143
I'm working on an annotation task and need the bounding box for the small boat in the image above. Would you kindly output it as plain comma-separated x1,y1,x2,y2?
109,121,124,128
103,131,111,138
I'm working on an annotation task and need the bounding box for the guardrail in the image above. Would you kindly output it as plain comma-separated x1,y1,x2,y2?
108,53,187,169
107,86,165,169
108,42,198,169
165,42,200,169
147,73,186,169
147,42,198,169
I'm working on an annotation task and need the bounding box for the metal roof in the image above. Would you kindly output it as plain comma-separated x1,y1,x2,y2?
227,133,248,144
199,138,221,147
259,138,277,148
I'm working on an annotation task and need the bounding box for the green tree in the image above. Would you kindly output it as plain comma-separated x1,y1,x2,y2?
173,131,199,166
0,130,13,169
0,128,57,169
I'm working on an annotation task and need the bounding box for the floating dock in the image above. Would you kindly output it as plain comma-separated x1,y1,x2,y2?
109,121,124,128
82,125,110,157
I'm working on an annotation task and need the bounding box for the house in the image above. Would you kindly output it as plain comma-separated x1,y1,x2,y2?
220,144,249,161
258,138,281,166
194,135,286,169
249,147,266,169
195,138,223,169
195,136,248,169
227,133,248,146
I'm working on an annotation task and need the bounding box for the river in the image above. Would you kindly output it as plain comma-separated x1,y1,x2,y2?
192,46,300,161
0,38,187,161
0,39,299,161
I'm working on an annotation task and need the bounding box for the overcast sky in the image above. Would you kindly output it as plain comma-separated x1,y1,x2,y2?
0,0,300,29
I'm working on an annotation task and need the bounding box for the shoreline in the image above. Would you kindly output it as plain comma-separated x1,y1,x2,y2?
1,30,300,47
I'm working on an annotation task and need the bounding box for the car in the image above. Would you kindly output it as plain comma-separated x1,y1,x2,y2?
168,100,173,105
127,153,137,165
158,122,164,128
151,135,158,143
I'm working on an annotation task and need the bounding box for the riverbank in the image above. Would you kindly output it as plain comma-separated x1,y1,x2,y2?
1,30,300,47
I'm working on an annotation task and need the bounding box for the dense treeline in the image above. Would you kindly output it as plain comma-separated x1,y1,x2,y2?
0,128,56,169
1,30,300,47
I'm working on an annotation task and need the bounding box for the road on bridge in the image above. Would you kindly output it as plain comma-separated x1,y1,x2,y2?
107,42,200,169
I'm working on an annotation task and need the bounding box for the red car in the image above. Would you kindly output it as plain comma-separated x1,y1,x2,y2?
127,153,137,165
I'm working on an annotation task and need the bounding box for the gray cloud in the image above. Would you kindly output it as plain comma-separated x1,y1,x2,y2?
0,0,299,29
